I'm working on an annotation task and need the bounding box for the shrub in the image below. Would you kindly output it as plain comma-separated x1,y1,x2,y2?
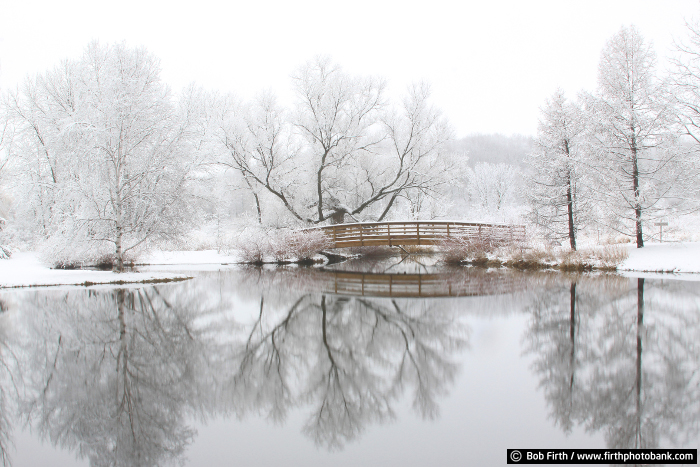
39,231,121,269
283,230,333,262
234,229,270,265
232,228,333,264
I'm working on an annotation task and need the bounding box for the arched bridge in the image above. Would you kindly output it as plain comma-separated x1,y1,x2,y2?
307,221,526,249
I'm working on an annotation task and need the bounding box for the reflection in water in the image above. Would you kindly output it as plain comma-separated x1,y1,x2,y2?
525,275,700,449
14,286,221,466
0,307,16,467
0,267,697,465
217,292,468,449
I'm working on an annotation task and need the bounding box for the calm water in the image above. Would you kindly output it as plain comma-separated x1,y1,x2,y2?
0,258,698,466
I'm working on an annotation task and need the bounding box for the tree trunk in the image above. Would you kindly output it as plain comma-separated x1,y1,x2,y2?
564,140,576,250
631,138,644,248
253,194,262,224
114,223,124,272
377,193,399,222
244,177,262,224
316,150,329,223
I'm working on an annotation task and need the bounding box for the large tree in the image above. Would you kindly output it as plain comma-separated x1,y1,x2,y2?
5,43,203,270
584,26,680,248
669,19,700,205
219,57,454,225
527,90,590,250
671,19,700,145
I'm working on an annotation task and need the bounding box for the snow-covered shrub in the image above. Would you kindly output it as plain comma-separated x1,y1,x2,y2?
232,227,332,264
0,217,9,259
38,228,136,269
281,229,333,262
234,229,270,264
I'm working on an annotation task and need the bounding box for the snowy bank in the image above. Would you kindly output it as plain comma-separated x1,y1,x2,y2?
0,252,192,288
2,243,700,288
619,242,700,274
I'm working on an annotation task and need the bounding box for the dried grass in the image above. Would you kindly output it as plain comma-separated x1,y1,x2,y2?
441,237,630,271
593,245,630,270
440,235,500,264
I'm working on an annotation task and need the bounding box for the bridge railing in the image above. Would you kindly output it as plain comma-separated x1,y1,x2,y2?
306,221,526,248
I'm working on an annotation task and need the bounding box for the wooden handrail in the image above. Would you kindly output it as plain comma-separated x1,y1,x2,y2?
304,221,526,249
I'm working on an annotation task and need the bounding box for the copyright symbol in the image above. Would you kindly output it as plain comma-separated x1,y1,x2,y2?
510,450,522,462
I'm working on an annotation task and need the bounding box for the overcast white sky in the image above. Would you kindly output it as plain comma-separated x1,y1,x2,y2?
1,0,698,137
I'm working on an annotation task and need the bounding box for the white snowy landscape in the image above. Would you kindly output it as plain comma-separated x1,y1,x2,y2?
1,2,700,467
1,2,700,277
2,241,699,289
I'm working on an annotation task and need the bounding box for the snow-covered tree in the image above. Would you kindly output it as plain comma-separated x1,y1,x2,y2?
669,19,700,202
217,91,303,224
463,162,520,219
671,19,700,146
0,106,12,259
584,26,682,248
219,57,454,225
527,90,590,250
6,43,204,270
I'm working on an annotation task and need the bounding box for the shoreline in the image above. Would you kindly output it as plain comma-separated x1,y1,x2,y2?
2,243,700,288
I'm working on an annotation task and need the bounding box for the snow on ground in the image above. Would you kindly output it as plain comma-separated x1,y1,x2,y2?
0,252,192,288
620,242,700,274
2,243,700,288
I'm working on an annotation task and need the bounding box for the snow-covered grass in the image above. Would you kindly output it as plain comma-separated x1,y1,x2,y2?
440,234,700,276
0,252,192,288
619,242,700,273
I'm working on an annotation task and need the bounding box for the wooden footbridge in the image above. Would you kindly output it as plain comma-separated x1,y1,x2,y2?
307,221,526,249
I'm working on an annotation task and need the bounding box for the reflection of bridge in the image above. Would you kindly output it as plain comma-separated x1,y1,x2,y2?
308,221,526,249
323,271,519,298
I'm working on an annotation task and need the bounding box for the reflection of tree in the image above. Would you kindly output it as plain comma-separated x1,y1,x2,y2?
16,285,220,466
0,307,18,467
527,276,700,448
219,289,468,449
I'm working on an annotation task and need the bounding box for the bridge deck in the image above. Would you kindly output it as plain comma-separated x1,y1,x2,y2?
307,221,526,249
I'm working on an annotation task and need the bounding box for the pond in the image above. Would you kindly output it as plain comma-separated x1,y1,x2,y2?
0,257,698,466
